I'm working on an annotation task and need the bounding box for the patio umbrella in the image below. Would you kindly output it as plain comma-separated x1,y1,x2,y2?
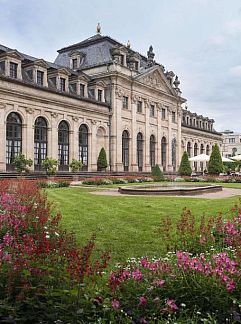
222,156,235,162
231,155,241,161
189,154,210,162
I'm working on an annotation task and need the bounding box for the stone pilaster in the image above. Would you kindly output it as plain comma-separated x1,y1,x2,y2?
0,103,6,171
91,120,97,171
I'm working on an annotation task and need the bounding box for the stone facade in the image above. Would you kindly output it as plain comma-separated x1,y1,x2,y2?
0,32,222,173
222,130,241,157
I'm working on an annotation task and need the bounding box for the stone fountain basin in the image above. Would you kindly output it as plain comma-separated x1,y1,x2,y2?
118,183,223,196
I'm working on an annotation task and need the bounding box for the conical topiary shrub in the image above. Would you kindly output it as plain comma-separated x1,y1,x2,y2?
208,144,223,175
151,164,164,181
97,147,108,171
178,151,192,176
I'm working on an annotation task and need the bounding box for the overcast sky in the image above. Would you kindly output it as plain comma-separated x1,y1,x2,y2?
0,0,240,132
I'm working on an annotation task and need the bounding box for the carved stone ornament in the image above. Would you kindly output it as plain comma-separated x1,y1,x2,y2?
25,107,34,114
141,71,165,91
0,103,6,109
91,119,97,125
115,88,124,98
51,112,58,118
72,116,78,122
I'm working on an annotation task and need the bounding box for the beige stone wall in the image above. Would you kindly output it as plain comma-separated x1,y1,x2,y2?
0,78,110,172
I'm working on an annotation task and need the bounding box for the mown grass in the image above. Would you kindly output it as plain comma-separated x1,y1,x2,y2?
47,182,241,264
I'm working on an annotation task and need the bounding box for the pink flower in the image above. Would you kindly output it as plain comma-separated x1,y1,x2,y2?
139,296,147,306
153,279,165,287
166,299,178,312
111,299,120,310
132,269,143,281
3,232,13,246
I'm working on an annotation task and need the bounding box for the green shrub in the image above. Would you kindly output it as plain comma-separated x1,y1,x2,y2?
41,157,58,175
97,147,108,170
151,164,164,180
178,151,192,176
70,159,83,172
208,144,223,175
13,154,33,173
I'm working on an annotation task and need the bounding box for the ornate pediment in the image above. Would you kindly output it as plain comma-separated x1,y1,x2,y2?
135,67,177,96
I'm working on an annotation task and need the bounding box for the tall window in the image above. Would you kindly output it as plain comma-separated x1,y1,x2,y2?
98,89,102,102
161,137,167,171
80,84,85,97
122,130,129,171
34,117,47,170
150,104,155,117
172,138,177,171
150,135,155,168
194,143,198,171
36,70,44,86
162,108,166,120
137,101,142,113
10,62,18,78
137,132,143,171
200,144,204,154
187,142,192,157
6,112,22,170
206,145,210,155
58,121,69,171
122,96,128,109
172,111,176,123
79,124,88,171
72,58,77,69
60,77,66,92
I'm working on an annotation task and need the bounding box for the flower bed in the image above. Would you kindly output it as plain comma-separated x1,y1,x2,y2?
82,176,157,185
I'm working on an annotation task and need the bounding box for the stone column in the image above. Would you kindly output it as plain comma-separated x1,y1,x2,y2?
91,120,97,171
0,104,6,171
131,96,138,172
177,105,182,170
25,108,34,171
115,96,124,172
144,100,151,172
157,104,162,166
50,113,58,161
167,108,173,172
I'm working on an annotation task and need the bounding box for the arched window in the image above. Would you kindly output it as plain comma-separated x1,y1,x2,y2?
194,143,198,171
187,142,192,157
206,145,210,155
150,135,156,169
58,121,69,171
122,130,129,171
34,117,47,170
172,138,177,171
137,132,143,172
200,144,204,154
6,112,22,171
79,124,88,171
194,143,198,156
161,137,167,171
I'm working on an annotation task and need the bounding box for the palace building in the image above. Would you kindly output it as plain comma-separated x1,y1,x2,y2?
0,27,222,173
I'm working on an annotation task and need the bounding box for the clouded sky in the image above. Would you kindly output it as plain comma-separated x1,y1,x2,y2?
0,0,240,132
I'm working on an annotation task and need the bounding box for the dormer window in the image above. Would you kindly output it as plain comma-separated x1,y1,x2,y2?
134,61,139,71
60,77,66,92
80,84,85,97
10,62,18,78
98,89,103,102
72,58,78,70
120,55,125,65
36,70,44,86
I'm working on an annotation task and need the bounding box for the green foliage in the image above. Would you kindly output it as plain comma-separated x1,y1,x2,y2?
151,164,164,180
13,154,33,173
97,147,108,170
208,144,223,175
37,180,70,188
70,159,83,172
178,151,192,176
41,157,58,175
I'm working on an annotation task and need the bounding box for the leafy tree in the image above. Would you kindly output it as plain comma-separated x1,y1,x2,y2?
208,144,223,175
42,157,58,175
13,154,33,173
70,159,83,172
178,151,192,176
97,147,108,170
151,164,164,180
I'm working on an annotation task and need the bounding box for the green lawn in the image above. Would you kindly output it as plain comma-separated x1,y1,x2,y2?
47,183,241,264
